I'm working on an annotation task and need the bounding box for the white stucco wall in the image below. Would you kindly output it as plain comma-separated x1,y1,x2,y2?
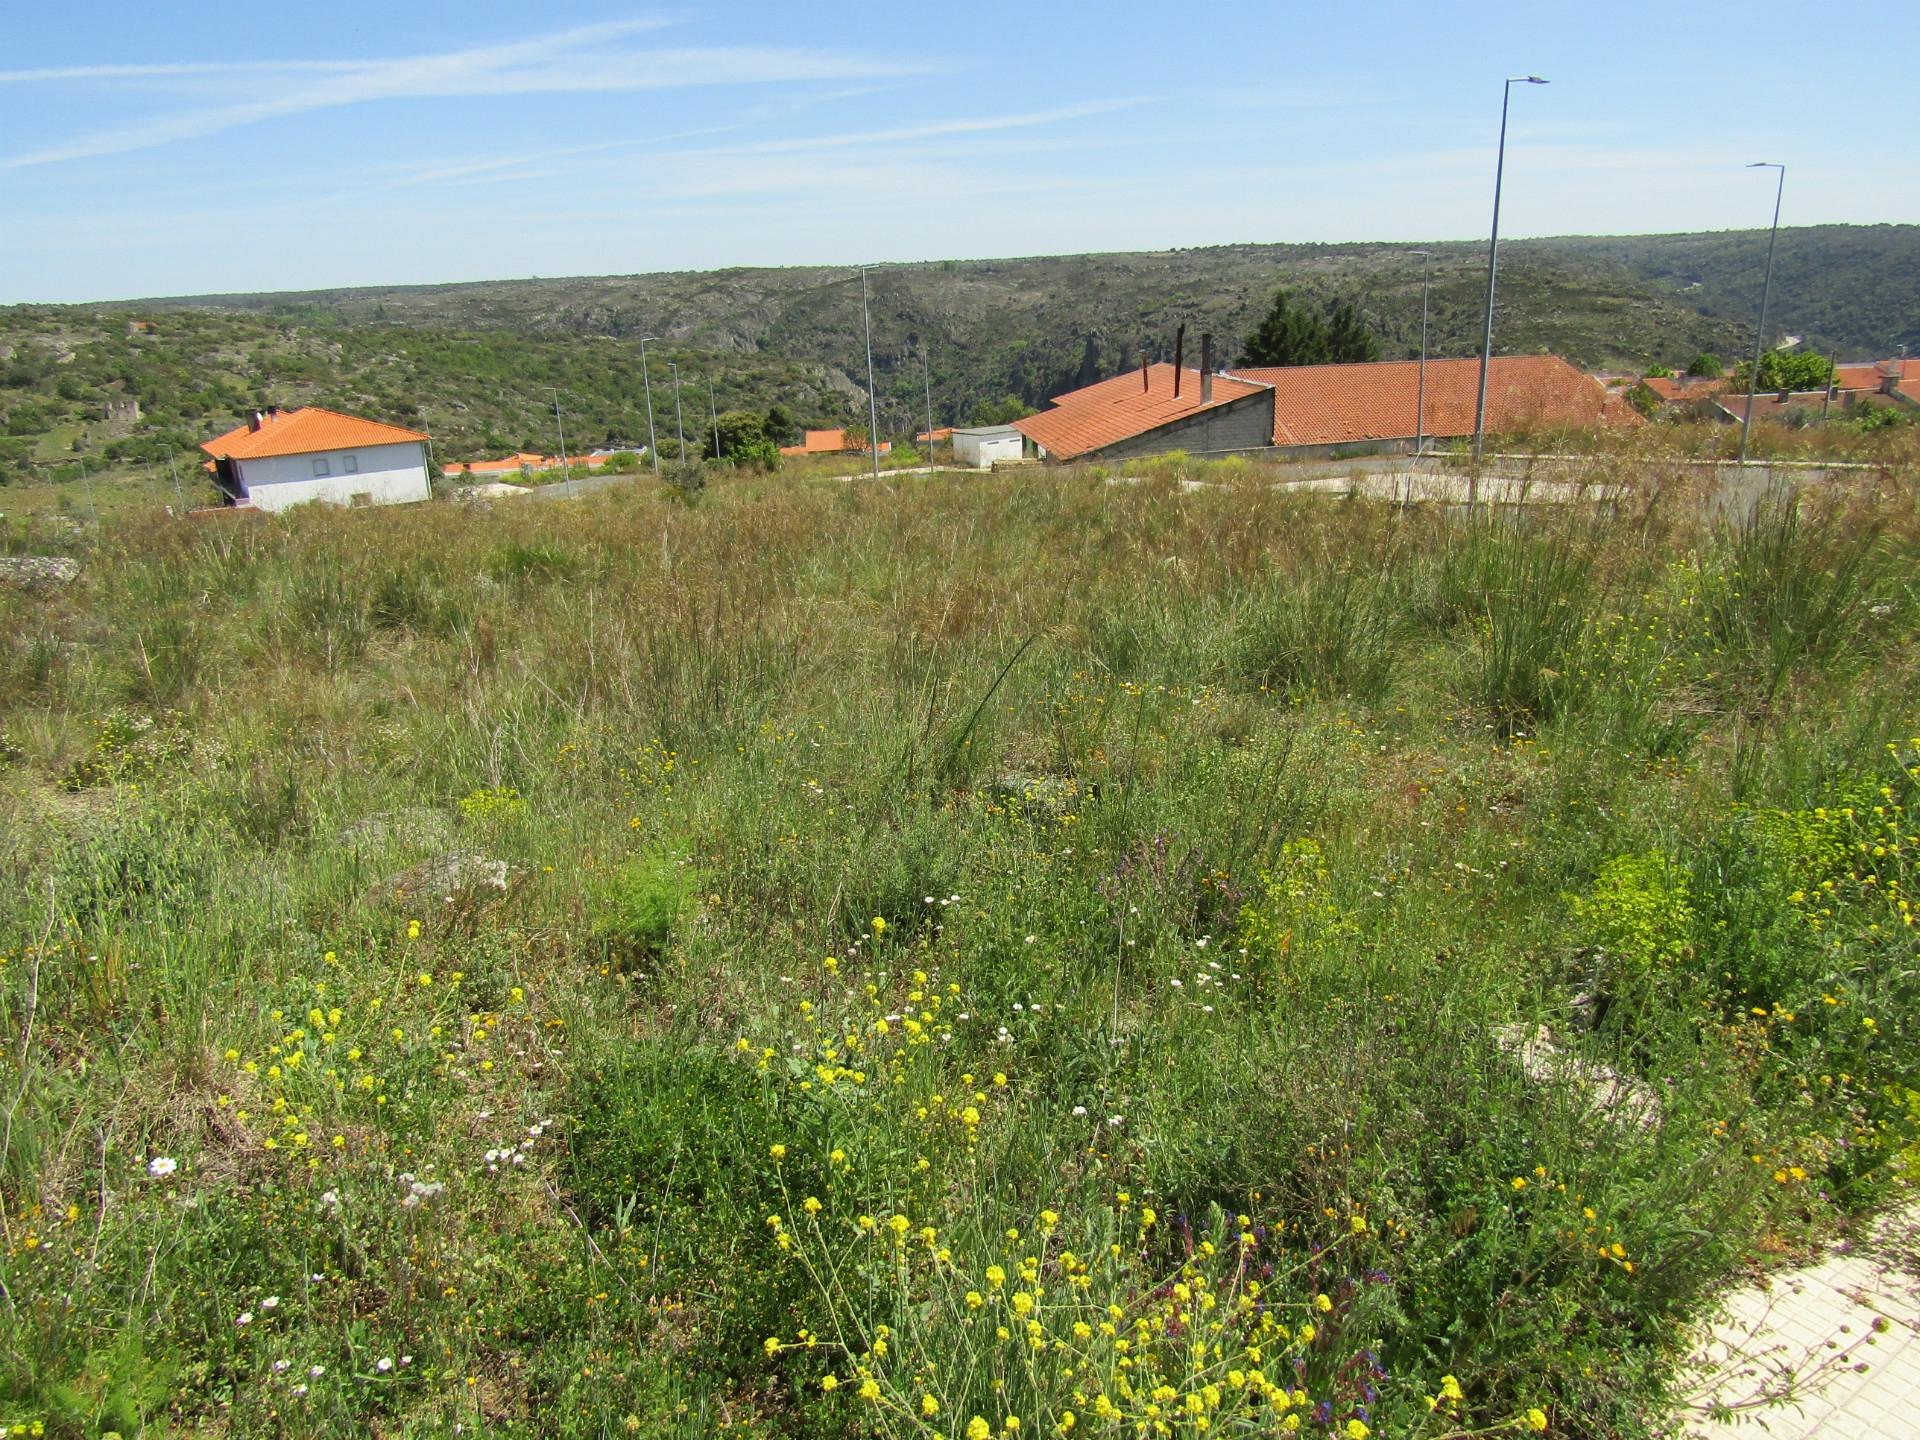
235,441,430,513
953,431,1025,469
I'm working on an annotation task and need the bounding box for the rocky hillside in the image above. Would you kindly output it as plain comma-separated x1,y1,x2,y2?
1,225,1912,485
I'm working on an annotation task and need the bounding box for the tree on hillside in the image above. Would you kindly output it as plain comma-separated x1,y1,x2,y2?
707,410,780,469
1238,290,1323,367
1237,289,1380,367
1686,353,1723,378
1645,361,1674,379
763,404,799,448
1732,351,1834,393
1322,300,1383,364
970,395,1034,426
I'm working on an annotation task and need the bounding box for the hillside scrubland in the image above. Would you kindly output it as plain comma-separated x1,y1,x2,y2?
3,225,1915,492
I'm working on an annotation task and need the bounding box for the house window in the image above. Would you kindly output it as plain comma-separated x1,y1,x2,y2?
312,457,330,477
342,454,360,474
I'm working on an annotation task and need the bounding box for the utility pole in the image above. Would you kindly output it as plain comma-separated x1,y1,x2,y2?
922,344,936,469
1411,249,1434,457
165,449,186,512
1472,75,1549,503
708,379,725,466
77,454,100,524
1738,163,1786,468
1821,350,1836,424
860,265,881,481
542,385,572,497
637,336,660,474
670,362,686,462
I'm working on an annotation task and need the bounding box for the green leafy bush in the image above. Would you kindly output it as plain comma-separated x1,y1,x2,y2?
588,851,697,962
1570,852,1696,1003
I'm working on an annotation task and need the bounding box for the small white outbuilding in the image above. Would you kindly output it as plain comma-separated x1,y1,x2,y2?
950,424,1026,470
200,407,432,513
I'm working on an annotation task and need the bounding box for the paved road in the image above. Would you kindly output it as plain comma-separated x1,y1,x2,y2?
491,454,1850,509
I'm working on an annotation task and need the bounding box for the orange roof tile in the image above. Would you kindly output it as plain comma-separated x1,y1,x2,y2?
1230,355,1637,447
1833,359,1920,392
444,452,545,476
201,407,429,461
1710,391,1840,422
446,451,614,476
1640,374,1728,403
916,426,954,443
1014,364,1268,460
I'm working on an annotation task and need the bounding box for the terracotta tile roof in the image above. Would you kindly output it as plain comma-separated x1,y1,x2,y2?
444,452,544,476
1640,374,1728,403
916,426,954,443
1834,360,1920,392
1229,355,1638,447
1013,364,1268,460
201,406,428,460
1710,391,1841,422
443,452,614,477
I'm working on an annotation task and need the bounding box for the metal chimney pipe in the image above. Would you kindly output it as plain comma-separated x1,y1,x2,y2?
1173,324,1185,398
1142,354,1149,392
1200,333,1213,404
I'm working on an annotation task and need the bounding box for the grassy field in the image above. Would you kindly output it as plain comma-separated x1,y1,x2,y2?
1,445,1917,1439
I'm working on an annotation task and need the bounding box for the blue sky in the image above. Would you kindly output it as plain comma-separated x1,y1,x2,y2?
3,2,1914,303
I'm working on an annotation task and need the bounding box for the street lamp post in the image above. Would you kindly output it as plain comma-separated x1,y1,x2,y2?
923,346,936,470
542,385,572,498
1411,249,1434,457
1738,163,1786,469
637,336,660,474
860,265,881,482
1471,75,1549,502
708,379,723,465
669,362,685,462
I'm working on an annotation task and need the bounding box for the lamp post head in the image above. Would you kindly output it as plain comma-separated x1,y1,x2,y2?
1747,161,1784,170
1509,75,1548,85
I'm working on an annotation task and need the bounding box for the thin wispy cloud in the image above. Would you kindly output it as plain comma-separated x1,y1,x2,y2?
0,19,929,171
297,99,1143,205
688,99,1145,158
0,60,366,82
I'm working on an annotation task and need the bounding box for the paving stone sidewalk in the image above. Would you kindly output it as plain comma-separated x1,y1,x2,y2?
1675,1206,1919,1438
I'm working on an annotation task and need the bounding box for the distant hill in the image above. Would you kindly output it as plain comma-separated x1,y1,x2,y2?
1,225,1912,485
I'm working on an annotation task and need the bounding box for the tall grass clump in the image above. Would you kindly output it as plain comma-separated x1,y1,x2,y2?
1414,518,1600,727
1697,486,1903,708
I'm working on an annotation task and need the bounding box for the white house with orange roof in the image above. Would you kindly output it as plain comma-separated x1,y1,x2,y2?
200,407,432,512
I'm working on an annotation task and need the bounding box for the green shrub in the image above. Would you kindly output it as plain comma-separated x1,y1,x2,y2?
485,539,579,583
588,850,697,962
59,707,193,790
1570,852,1696,1005
564,1039,798,1374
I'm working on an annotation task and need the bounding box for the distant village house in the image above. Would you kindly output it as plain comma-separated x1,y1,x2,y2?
778,428,891,458
950,424,1026,469
200,407,432,513
1014,347,1636,463
1636,358,1918,423
442,450,617,480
